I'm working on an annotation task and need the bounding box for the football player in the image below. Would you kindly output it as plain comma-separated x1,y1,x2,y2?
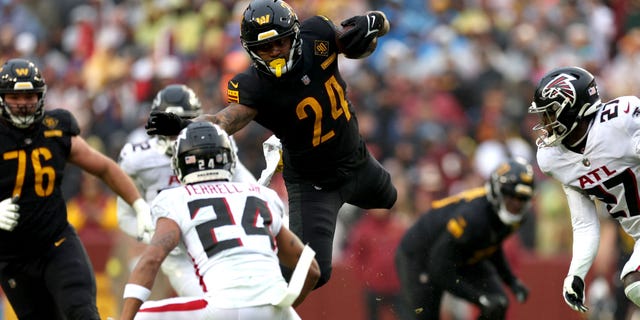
0,58,150,319
395,158,533,320
117,84,261,297
120,122,319,320
529,66,640,313
145,0,397,289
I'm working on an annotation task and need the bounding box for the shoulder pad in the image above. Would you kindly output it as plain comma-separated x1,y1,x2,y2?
41,109,80,136
118,138,170,174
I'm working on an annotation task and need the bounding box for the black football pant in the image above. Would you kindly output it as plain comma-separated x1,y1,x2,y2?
395,249,508,320
0,225,100,320
285,153,397,289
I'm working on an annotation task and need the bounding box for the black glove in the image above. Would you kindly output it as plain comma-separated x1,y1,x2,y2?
563,275,589,312
510,279,529,303
478,294,508,319
145,111,191,136
339,11,389,58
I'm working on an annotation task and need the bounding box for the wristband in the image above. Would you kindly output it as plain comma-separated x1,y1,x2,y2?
123,283,151,302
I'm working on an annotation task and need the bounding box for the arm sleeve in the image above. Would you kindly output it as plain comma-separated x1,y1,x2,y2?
489,246,517,286
563,185,600,280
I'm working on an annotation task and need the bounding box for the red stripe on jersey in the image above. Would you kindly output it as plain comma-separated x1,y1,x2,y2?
140,299,208,312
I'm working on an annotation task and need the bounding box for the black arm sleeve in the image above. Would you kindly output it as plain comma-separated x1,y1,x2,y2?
489,246,518,286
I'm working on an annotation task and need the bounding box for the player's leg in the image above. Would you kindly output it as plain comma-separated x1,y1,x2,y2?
344,153,397,209
395,248,440,320
45,226,101,319
460,263,509,320
210,305,301,320
622,267,640,305
285,182,343,289
619,238,640,307
0,261,61,319
135,297,211,320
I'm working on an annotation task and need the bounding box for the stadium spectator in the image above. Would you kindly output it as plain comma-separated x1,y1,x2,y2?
344,208,411,320
66,169,121,316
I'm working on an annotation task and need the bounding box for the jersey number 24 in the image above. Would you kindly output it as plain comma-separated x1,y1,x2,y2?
191,196,276,257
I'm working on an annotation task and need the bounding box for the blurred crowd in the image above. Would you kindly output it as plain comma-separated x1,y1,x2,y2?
2,0,640,318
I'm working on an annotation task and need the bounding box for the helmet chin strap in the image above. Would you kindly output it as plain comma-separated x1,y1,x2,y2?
568,117,594,148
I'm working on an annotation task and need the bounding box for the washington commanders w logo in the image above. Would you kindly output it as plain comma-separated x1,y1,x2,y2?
14,68,29,76
541,73,577,105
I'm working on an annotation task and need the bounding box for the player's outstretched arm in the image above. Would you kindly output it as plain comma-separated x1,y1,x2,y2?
146,103,258,137
69,135,154,241
195,103,258,136
69,135,143,205
120,217,180,319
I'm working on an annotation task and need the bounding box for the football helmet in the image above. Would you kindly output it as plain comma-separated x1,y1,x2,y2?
529,66,601,147
240,0,302,78
150,84,202,155
486,158,535,224
0,59,47,129
172,122,236,184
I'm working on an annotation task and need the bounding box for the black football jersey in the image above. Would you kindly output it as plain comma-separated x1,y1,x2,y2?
228,16,367,184
399,187,519,266
0,109,79,259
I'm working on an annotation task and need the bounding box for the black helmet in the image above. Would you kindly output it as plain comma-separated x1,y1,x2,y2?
0,59,47,128
171,122,236,184
151,84,202,155
151,84,202,119
240,0,302,77
487,158,535,224
529,66,601,147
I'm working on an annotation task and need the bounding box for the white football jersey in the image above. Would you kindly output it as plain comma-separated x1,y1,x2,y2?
116,137,178,237
117,136,257,237
151,181,288,308
119,136,178,203
537,95,640,278
538,96,640,224
116,135,260,297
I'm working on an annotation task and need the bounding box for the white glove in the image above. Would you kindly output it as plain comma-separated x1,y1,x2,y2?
258,135,283,186
132,199,154,244
563,275,589,312
0,196,20,231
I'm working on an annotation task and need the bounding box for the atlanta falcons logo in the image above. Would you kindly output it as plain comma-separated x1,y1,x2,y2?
541,73,577,106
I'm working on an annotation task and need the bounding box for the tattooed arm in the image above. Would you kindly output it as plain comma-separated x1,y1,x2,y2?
195,103,258,135
120,218,180,319
276,227,320,307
